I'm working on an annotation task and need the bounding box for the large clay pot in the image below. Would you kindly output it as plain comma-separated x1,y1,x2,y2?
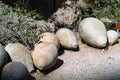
38,32,60,49
78,17,107,48
107,30,118,46
1,62,29,80
32,42,58,70
5,43,34,72
56,28,78,49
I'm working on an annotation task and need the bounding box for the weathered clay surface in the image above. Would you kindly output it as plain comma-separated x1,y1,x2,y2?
5,43,34,72
107,30,119,46
78,17,107,48
38,32,60,49
56,28,78,49
32,42,58,70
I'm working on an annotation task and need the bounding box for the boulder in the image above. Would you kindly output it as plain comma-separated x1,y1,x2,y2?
78,17,107,48
38,32,60,49
56,28,78,49
1,62,29,80
107,30,119,46
32,42,58,70
5,43,34,72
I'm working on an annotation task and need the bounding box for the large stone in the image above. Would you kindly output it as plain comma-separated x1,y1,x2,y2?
0,44,8,71
5,43,34,72
78,17,107,48
77,0,92,9
56,28,78,49
52,0,79,29
32,42,58,70
1,62,29,80
37,32,60,49
107,30,119,46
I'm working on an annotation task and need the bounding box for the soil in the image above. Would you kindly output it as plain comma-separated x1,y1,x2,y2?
31,33,120,80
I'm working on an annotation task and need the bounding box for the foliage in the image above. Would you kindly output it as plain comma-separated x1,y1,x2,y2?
14,4,43,20
93,0,120,22
0,5,14,15
79,0,120,29
0,2,43,20
80,0,120,22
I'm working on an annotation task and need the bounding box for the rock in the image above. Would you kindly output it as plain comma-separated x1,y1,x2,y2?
32,42,58,70
56,28,78,49
1,62,29,80
38,32,60,49
35,20,56,35
51,3,79,29
65,0,72,6
77,0,92,9
78,17,107,48
0,44,8,72
5,43,34,72
100,18,113,23
107,30,119,46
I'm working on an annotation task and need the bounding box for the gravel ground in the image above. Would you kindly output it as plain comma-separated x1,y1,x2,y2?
32,33,120,80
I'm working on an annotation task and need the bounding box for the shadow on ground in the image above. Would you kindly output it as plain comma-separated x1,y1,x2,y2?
40,58,64,75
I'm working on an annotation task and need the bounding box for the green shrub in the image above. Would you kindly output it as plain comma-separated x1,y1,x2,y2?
0,1,43,20
14,4,43,20
0,5,14,15
93,0,120,22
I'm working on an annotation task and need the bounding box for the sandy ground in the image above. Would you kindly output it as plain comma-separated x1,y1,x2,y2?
31,33,120,80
